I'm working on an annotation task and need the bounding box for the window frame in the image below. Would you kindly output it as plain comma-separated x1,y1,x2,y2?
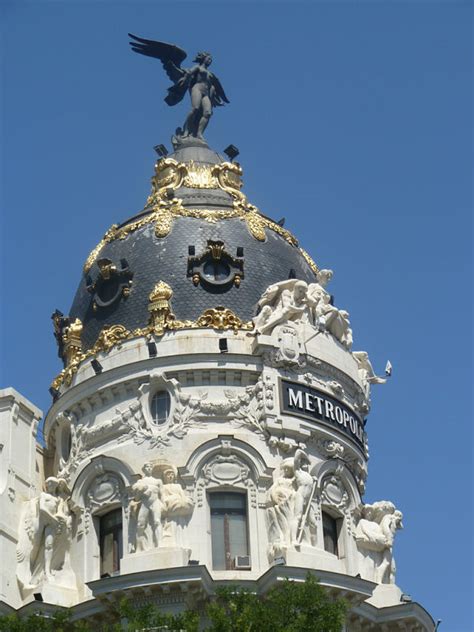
208,489,251,571
321,508,343,558
98,507,123,577
150,389,171,425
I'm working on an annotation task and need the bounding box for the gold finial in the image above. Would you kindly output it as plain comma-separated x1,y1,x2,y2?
148,281,174,335
62,318,83,366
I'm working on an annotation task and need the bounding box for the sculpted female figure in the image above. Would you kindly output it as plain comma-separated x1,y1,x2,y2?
266,458,297,556
129,35,229,140
158,465,194,548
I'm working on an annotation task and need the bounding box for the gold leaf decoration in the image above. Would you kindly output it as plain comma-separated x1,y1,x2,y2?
245,211,267,242
298,247,319,275
83,225,119,274
196,307,254,332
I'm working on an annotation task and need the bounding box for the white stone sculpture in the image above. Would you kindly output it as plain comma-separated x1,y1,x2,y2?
157,464,194,548
254,275,354,351
253,280,314,335
129,462,193,553
353,351,387,399
316,294,353,349
306,269,333,322
16,477,74,593
266,449,316,559
293,449,317,546
130,463,163,552
355,500,403,584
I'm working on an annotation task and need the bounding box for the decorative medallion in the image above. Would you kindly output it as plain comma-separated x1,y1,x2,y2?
188,240,244,289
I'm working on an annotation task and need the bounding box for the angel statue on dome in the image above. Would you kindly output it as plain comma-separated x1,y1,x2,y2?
129,34,229,141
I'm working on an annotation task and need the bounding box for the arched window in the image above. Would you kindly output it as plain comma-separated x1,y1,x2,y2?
322,511,340,557
99,509,123,577
150,390,171,425
209,492,250,570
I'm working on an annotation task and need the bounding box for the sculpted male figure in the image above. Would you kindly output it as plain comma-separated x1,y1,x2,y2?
131,463,163,552
254,280,313,335
353,351,387,399
317,293,353,349
17,477,70,591
307,269,333,325
355,501,403,584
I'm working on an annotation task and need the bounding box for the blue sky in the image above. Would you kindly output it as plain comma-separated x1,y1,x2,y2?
1,1,472,629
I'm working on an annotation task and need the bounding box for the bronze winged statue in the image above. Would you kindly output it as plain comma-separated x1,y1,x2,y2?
129,34,229,141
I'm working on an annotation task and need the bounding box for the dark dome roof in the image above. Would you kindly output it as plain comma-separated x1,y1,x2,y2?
68,143,318,352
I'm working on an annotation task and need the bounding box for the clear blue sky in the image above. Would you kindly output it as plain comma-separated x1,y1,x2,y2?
1,1,472,629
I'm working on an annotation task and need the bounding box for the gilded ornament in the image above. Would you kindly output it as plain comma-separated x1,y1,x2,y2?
148,281,175,336
154,204,174,238
97,259,117,280
92,324,131,353
183,161,219,189
211,162,244,202
83,225,119,274
244,210,267,242
298,247,319,275
196,307,253,332
62,318,83,367
50,301,253,392
152,158,187,193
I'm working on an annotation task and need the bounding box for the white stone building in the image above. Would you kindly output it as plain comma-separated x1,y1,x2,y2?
0,131,434,629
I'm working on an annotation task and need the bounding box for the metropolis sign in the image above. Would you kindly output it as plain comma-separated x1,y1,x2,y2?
279,378,366,448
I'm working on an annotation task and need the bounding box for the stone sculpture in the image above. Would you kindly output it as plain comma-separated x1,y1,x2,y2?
17,477,74,593
157,464,194,548
253,280,314,335
353,351,387,398
316,294,353,349
306,268,333,319
254,276,353,350
130,462,193,553
354,500,403,584
266,450,316,559
130,463,163,552
128,34,229,141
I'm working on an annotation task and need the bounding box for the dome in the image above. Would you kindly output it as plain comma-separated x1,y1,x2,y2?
66,142,318,354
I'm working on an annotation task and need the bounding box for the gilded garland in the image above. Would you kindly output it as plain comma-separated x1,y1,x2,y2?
83,159,317,274
51,282,253,392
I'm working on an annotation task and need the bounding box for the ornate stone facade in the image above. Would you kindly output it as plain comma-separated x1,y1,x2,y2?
0,139,433,630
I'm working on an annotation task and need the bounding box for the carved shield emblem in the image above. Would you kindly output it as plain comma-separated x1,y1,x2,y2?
276,324,301,363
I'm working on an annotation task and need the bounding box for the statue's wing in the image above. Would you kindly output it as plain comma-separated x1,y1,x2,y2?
210,73,230,106
128,34,187,82
17,500,38,563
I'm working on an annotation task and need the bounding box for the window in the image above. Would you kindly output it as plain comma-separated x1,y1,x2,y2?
150,390,171,425
99,509,123,576
210,492,249,570
322,511,339,556
202,259,231,282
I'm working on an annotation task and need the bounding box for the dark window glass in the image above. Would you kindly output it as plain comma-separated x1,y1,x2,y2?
322,511,339,556
203,260,231,281
99,509,123,576
150,391,171,425
97,278,120,303
210,492,249,570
